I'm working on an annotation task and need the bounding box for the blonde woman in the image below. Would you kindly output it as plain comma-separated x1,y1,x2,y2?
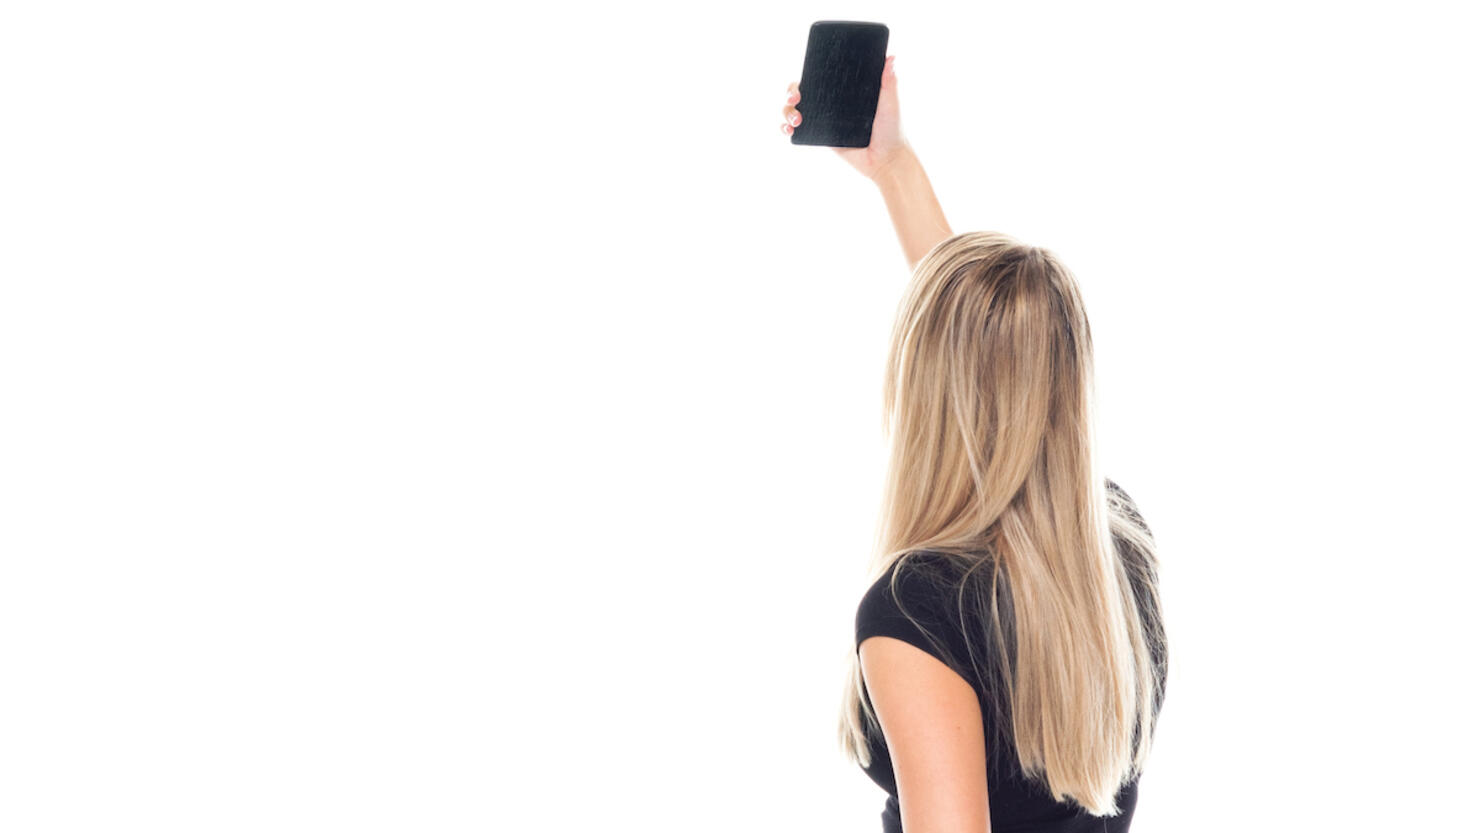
781,55,1169,833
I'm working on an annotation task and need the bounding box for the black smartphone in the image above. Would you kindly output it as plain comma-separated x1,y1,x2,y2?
790,21,890,148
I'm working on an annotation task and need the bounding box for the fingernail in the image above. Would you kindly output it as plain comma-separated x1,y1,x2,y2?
789,113,799,125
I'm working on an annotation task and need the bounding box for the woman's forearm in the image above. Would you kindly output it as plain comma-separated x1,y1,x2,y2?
870,144,953,271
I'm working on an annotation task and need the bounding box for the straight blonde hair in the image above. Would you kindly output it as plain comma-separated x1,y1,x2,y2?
837,231,1168,816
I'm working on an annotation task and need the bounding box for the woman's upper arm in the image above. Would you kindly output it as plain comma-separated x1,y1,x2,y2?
860,634,991,833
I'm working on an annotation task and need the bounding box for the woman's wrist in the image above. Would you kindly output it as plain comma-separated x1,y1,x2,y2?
868,143,917,189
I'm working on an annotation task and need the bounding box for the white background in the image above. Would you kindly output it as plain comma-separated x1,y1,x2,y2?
2,1,1476,830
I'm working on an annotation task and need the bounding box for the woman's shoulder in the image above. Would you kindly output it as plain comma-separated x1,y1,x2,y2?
1105,476,1153,536
859,551,964,611
854,551,979,667
857,554,938,619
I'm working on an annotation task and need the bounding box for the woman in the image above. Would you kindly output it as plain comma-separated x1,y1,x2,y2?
781,56,1169,833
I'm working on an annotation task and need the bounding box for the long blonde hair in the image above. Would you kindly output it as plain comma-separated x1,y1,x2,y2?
837,231,1167,816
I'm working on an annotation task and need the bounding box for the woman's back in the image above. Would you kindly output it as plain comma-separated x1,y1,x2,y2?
853,479,1165,833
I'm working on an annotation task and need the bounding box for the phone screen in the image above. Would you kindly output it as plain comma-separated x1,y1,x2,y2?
791,21,890,148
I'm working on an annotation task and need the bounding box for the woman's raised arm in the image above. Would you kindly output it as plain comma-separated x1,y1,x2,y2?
781,55,954,271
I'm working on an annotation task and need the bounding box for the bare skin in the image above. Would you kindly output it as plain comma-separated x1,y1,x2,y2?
781,55,955,271
861,635,992,833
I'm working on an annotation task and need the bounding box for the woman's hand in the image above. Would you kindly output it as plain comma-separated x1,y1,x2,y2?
781,54,908,183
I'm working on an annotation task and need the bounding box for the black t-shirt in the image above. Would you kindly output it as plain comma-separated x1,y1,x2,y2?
853,483,1159,833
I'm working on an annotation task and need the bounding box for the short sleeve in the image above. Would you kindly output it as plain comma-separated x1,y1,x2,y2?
854,558,970,677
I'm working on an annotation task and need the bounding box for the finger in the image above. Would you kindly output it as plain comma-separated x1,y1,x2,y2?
788,80,798,94
781,121,793,135
780,103,801,126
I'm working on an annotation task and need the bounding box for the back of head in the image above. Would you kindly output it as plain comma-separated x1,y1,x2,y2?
882,231,1095,540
